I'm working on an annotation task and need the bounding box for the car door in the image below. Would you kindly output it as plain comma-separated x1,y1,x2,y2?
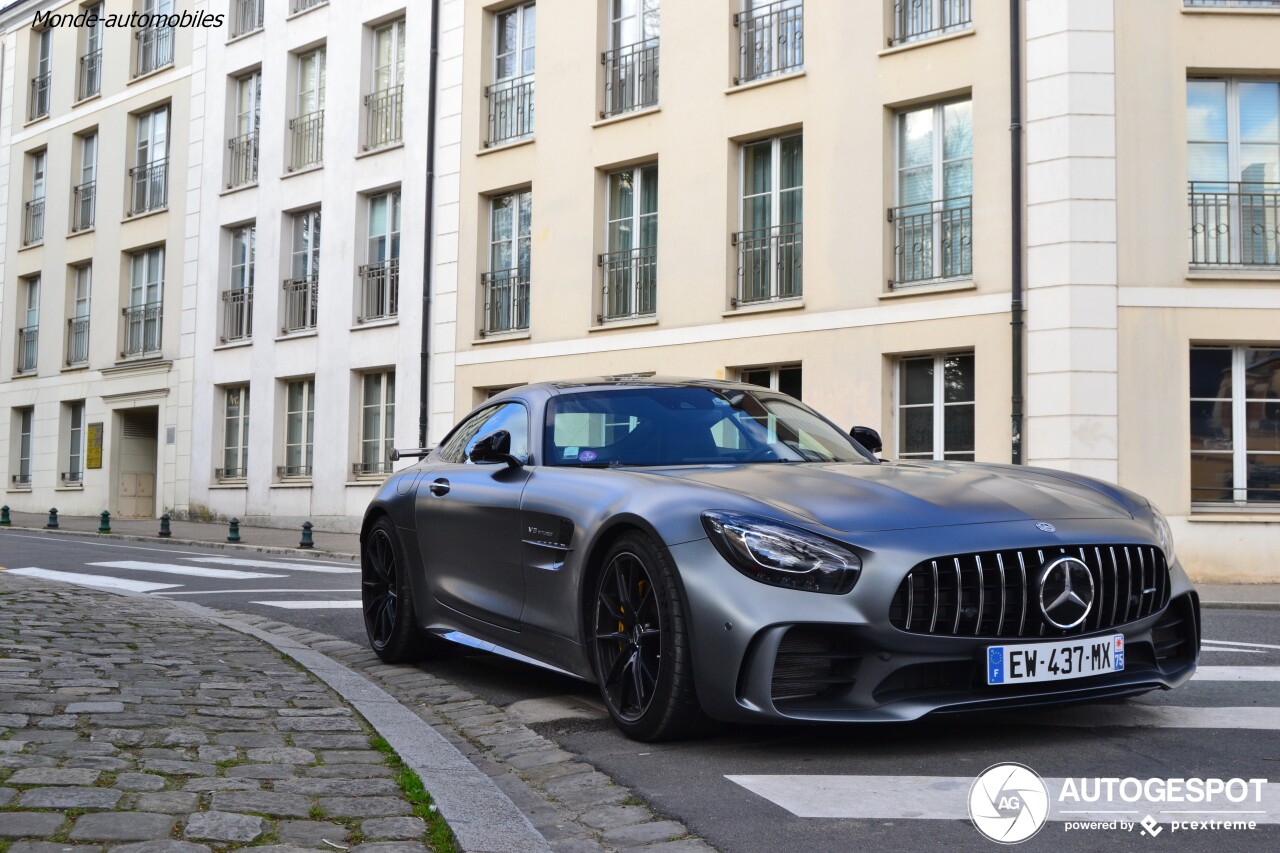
417,402,531,631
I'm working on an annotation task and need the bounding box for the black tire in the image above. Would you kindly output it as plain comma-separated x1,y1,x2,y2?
589,532,711,741
361,517,449,663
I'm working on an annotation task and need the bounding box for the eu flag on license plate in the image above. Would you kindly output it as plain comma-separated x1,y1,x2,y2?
988,647,1004,684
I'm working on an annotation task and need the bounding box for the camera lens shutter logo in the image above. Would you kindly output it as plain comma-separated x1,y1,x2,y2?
1035,522,1056,533
1038,556,1095,630
968,762,1050,844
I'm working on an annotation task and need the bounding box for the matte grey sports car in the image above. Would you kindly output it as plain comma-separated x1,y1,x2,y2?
360,378,1199,741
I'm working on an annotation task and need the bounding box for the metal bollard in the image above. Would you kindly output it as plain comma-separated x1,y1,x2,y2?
227,517,241,543
158,513,172,538
98,511,112,534
0,505,9,526
46,508,59,529
299,521,315,549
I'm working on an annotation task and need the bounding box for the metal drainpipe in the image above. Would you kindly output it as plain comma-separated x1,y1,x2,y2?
419,0,442,449
1009,0,1025,464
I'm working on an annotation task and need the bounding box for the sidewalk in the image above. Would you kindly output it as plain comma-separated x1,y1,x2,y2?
0,574,548,853
0,510,360,559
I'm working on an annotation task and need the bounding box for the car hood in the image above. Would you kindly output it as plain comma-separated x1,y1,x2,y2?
634,461,1133,533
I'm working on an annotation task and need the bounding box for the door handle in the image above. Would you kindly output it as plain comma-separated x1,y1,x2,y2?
427,478,450,496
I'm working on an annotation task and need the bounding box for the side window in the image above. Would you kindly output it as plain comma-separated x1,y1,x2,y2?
437,403,530,465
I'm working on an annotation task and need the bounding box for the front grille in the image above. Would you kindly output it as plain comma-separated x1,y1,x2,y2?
770,626,860,704
889,544,1171,639
873,661,971,704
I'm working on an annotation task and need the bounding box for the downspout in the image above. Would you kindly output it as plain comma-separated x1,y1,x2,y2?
1009,0,1024,464
419,0,442,449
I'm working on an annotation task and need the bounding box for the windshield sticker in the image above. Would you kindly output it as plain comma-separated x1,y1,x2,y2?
578,449,598,463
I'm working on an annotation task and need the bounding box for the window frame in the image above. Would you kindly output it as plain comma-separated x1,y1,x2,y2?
292,208,322,279
358,371,396,476
221,385,250,481
894,351,976,462
372,18,407,92
738,363,802,400
1190,343,1280,508
282,378,316,479
16,407,34,487
297,47,327,116
67,401,86,484
367,190,402,265
494,3,536,85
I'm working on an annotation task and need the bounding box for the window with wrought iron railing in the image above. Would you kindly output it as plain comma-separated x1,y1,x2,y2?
29,73,51,120
66,317,90,367
892,99,972,287
79,49,101,100
890,198,973,285
121,302,162,359
602,40,659,118
736,135,802,305
134,25,174,77
16,326,38,374
129,159,168,216
364,86,403,150
482,268,531,335
220,288,253,343
734,0,803,85
72,182,96,232
282,274,319,333
226,131,259,188
24,199,44,245
293,0,327,12
290,111,324,170
357,260,399,323
486,76,535,146
890,0,972,47
220,385,250,482
488,3,536,145
1189,182,1280,267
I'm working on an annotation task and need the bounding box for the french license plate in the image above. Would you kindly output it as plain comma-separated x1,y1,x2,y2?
987,634,1124,685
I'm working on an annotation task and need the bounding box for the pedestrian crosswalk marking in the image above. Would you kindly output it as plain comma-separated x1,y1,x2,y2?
1203,639,1280,651
7,567,180,593
184,557,358,574
726,775,1280,822
155,588,355,596
1201,646,1266,654
1193,666,1280,681
89,561,285,580
1000,704,1280,730
250,600,363,609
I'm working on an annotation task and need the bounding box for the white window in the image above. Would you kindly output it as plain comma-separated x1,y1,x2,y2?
1187,79,1280,266
132,106,169,213
69,266,91,366
495,4,535,84
738,134,803,304
737,0,803,84
221,386,250,480
126,247,164,356
292,209,322,280
896,352,975,461
283,378,315,478
229,226,255,292
372,19,406,92
894,99,973,284
298,48,326,115
74,133,97,231
19,278,39,373
35,27,51,77
223,226,254,342
15,408,34,487
740,364,802,400
488,4,535,145
79,132,97,186
30,150,46,201
603,166,658,320
80,5,103,98
603,0,659,117
26,151,46,244
611,0,659,49
1190,345,1280,506
24,277,40,331
67,402,85,483
368,192,401,265
484,191,532,333
892,0,974,46
234,71,261,138
31,28,51,118
359,371,395,475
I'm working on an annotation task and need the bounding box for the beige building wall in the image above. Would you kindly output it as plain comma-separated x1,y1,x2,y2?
0,0,198,519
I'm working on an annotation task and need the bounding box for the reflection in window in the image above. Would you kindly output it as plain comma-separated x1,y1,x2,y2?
1190,344,1280,505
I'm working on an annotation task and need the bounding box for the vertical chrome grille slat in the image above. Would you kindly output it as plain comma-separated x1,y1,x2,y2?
952,557,962,635
929,560,940,633
1123,546,1134,624
1109,546,1119,627
1017,551,1028,636
1137,547,1148,618
1092,547,1105,632
905,571,915,631
995,553,1007,638
974,555,985,637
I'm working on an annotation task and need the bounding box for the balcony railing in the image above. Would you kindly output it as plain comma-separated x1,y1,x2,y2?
599,247,657,321
486,74,535,147
891,0,973,46
79,49,102,100
230,0,264,38
24,199,45,245
1189,181,1280,268
220,289,253,343
61,471,84,486
601,40,659,118
72,182,96,232
226,131,259,188
481,267,530,335
216,467,247,481
29,72,51,120
1185,1,1280,7
135,26,174,77
357,260,399,323
11,474,32,489
121,302,163,359
282,274,319,333
66,317,90,367
735,0,804,85
16,326,38,374
128,159,168,215
353,461,394,477
277,464,313,479
890,197,972,286
293,0,327,12
289,110,324,170
364,85,403,150
734,224,803,305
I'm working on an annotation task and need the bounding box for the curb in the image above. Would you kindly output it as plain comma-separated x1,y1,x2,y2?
0,523,359,562
1200,600,1280,611
49,576,551,853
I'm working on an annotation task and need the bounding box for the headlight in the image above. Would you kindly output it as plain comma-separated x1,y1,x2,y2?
1150,503,1175,564
701,511,861,594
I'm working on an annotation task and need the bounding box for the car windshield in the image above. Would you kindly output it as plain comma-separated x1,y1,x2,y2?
544,387,871,467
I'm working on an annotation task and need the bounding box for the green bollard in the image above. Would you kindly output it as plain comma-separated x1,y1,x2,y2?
98,511,111,534
0,505,9,526
227,518,241,543
46,508,59,529
158,513,172,538
299,521,314,549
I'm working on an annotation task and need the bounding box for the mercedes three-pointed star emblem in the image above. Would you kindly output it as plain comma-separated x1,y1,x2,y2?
1038,556,1095,630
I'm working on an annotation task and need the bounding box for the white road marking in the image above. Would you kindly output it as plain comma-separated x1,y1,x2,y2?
1192,666,1280,682
155,588,356,596
1203,639,1280,651
89,561,285,580
184,557,358,574
1200,646,1266,654
0,530,352,563
250,600,363,609
726,775,1280,822
7,567,180,593
1005,705,1280,730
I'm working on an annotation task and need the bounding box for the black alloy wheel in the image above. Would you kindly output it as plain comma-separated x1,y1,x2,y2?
362,524,400,653
594,550,663,721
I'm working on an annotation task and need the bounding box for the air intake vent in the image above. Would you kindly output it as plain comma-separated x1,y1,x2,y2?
770,626,860,705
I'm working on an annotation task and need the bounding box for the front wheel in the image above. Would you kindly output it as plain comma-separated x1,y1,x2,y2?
361,517,449,662
590,532,710,741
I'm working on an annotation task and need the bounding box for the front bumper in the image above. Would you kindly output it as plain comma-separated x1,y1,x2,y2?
670,522,1200,724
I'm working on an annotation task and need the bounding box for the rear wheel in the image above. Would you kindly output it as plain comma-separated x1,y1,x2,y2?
362,517,449,662
590,532,710,741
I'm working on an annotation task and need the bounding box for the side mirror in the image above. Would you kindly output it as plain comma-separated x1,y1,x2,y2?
469,430,522,468
850,426,883,454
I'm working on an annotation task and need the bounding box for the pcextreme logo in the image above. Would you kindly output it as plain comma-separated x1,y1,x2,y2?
969,763,1050,844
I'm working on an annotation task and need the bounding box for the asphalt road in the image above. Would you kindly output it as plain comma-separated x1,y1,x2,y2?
3,529,1278,852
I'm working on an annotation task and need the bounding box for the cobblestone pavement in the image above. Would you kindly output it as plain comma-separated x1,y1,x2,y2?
0,577,434,852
